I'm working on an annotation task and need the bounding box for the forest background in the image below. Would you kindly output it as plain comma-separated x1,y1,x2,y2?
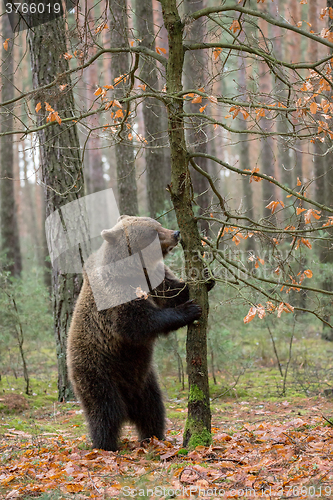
1,0,333,488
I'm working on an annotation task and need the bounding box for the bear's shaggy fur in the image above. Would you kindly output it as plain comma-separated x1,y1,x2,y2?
67,216,212,451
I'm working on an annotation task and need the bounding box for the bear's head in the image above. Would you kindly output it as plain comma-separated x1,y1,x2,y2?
85,216,180,310
100,215,180,261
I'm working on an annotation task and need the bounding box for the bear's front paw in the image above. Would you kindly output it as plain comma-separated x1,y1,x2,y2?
203,268,215,291
178,299,202,322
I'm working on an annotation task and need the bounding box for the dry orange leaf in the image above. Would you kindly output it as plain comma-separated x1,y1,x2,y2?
240,109,249,119
114,74,127,86
66,484,84,493
46,111,61,125
232,235,240,245
304,209,321,224
309,101,318,114
105,101,114,110
35,102,42,113
249,166,261,183
45,102,54,112
114,109,124,119
3,38,10,51
199,105,207,113
301,238,312,249
244,306,257,324
266,200,283,214
257,304,266,319
230,20,241,33
192,95,203,104
303,269,313,278
156,46,167,54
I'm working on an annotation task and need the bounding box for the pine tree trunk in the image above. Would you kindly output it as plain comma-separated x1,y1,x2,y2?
183,0,210,235
237,41,255,254
318,0,333,339
28,17,84,401
109,0,138,216
161,0,211,448
1,24,22,277
134,0,168,218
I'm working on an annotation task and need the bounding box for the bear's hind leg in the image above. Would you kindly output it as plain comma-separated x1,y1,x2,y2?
128,371,165,442
84,394,126,451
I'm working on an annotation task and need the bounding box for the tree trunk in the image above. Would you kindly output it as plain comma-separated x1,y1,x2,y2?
84,31,105,194
161,0,211,448
28,17,84,401
109,0,138,216
237,40,256,254
134,0,168,218
183,0,210,235
258,18,276,223
318,0,333,339
1,24,22,277
270,0,292,198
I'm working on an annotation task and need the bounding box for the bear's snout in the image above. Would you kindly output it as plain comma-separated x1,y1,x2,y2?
174,230,180,241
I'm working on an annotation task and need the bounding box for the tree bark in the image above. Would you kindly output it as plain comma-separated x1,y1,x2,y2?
161,0,211,448
270,0,292,198
134,0,168,218
1,23,22,277
237,39,256,254
109,0,138,216
183,0,210,235
317,0,333,339
28,17,84,401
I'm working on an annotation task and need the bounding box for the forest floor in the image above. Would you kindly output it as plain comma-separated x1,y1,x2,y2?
1,377,333,500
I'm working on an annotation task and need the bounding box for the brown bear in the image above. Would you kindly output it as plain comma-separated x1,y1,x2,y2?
67,215,214,451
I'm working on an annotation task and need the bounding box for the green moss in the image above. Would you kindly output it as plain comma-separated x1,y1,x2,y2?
188,385,205,403
177,448,188,455
187,428,212,449
183,417,212,449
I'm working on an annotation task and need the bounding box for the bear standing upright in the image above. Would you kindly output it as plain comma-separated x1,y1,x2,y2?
67,215,214,451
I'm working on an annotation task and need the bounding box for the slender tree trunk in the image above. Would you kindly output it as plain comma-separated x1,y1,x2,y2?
183,0,210,235
318,0,333,339
109,0,138,216
1,24,22,277
134,0,168,218
258,17,276,223
161,0,211,448
237,40,255,254
28,17,84,401
270,0,292,198
84,28,105,194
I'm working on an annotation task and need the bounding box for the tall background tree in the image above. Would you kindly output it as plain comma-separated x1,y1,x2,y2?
1,22,22,277
109,0,138,216
28,16,85,401
134,0,169,218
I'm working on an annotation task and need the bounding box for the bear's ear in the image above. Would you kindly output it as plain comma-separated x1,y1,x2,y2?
101,228,117,243
117,215,129,222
